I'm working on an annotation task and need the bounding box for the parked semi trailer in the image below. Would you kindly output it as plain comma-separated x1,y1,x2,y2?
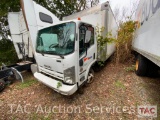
8,0,118,95
132,0,160,76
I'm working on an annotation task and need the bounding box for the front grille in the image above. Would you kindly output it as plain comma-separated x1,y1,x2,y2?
40,71,64,82
39,66,64,80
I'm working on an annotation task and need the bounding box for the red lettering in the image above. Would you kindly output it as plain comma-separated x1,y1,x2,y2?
150,108,155,114
84,58,88,62
139,108,145,114
144,108,150,114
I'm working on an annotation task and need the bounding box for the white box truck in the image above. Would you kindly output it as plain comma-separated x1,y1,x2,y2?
8,0,118,95
132,0,160,76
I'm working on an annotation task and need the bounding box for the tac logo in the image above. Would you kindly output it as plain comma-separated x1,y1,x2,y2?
137,106,157,118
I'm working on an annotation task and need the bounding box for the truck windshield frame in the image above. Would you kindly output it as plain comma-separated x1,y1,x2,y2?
36,22,76,56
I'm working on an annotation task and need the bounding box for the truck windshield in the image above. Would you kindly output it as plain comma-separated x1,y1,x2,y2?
36,22,76,55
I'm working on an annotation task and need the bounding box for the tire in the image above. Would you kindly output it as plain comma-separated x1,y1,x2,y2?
135,54,148,76
147,61,159,77
92,62,103,72
0,79,6,92
86,68,95,84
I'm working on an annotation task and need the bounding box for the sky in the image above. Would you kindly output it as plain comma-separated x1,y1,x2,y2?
100,0,139,20
100,0,135,10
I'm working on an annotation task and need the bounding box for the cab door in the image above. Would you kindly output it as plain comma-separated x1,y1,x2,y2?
78,23,97,86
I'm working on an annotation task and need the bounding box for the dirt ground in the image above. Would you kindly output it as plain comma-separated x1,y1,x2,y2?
0,61,160,120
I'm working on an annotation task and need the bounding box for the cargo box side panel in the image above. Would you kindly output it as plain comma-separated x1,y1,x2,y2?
106,5,118,60
19,12,33,58
8,12,23,59
8,12,33,59
10,35,23,59
8,13,20,34
132,0,160,66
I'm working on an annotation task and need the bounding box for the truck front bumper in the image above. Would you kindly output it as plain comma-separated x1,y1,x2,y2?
34,72,78,95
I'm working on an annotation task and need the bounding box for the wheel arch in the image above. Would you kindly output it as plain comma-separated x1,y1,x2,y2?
84,60,96,82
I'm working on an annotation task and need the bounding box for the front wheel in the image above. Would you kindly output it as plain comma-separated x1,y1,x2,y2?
86,68,95,84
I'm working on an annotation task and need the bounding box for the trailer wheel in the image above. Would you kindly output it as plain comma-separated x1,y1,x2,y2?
135,55,147,76
147,61,159,77
0,79,5,92
86,68,94,84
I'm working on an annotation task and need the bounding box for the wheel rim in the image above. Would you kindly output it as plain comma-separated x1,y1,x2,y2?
87,70,94,84
136,60,139,71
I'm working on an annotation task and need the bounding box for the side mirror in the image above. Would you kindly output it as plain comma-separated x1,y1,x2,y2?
85,30,91,43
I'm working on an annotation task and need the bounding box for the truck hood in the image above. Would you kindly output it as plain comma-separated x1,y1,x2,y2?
37,54,63,73
36,52,78,80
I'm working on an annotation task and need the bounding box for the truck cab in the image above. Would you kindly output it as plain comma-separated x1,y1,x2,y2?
34,20,97,95
8,0,117,95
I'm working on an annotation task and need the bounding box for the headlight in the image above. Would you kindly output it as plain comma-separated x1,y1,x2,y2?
64,66,76,85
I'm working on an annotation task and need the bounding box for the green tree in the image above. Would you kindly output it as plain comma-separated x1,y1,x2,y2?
0,39,18,65
0,0,20,39
35,0,99,20
0,0,20,65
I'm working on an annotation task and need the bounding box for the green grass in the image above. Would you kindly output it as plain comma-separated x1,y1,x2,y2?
29,113,52,120
16,79,38,89
115,80,125,89
124,65,135,72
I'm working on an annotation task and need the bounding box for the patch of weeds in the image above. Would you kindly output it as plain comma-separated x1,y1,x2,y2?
29,113,52,120
135,101,140,107
29,113,39,120
8,115,17,120
147,97,155,104
16,79,38,89
124,65,135,72
43,113,52,120
97,61,105,67
110,89,115,95
57,81,62,89
115,80,125,89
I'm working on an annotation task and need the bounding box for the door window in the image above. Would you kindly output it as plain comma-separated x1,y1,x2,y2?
79,24,94,57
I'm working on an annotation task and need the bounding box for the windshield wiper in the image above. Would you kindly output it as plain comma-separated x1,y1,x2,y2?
59,55,64,59
45,51,64,59
41,52,44,56
37,50,44,56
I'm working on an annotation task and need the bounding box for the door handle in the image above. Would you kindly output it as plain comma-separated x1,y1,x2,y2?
56,60,61,63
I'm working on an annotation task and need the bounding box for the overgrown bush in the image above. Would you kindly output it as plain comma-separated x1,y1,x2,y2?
114,20,136,64
96,20,136,64
0,39,18,65
96,26,115,66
